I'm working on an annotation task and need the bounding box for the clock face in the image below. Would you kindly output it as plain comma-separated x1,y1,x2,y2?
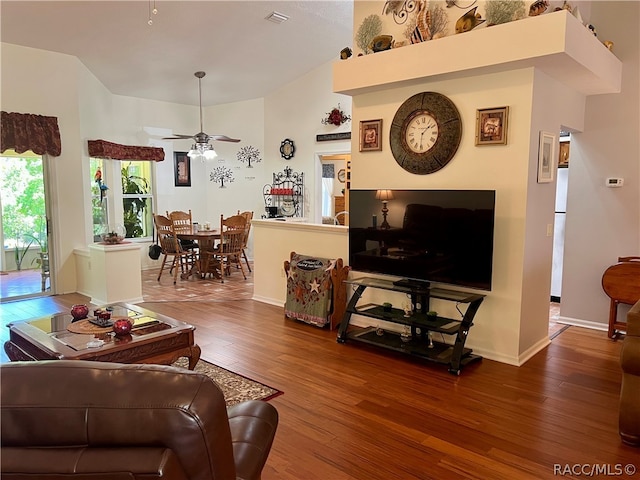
404,111,439,153
390,92,462,175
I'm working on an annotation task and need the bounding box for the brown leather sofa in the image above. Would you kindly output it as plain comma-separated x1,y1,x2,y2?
1,360,279,479
620,299,640,446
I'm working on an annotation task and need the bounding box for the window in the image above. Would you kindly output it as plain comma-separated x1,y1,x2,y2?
89,159,154,240
121,161,153,239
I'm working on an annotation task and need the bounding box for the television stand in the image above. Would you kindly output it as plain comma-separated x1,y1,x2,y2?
393,278,430,290
337,277,484,375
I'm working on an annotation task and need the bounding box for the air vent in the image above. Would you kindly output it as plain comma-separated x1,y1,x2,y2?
266,11,289,24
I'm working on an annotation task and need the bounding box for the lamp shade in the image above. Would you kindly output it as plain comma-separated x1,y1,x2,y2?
375,189,394,201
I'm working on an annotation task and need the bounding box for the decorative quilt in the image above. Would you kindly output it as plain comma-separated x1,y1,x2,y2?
285,253,336,327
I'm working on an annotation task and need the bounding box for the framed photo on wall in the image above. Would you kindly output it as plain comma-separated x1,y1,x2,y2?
174,151,191,187
475,106,509,145
537,131,556,183
359,119,382,152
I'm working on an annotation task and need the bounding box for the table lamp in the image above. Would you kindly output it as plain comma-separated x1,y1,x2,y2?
375,189,394,229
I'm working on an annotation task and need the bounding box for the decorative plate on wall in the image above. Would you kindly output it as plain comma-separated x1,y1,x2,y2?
280,139,295,160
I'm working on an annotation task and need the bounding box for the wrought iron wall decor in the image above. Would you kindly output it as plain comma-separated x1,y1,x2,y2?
263,166,304,217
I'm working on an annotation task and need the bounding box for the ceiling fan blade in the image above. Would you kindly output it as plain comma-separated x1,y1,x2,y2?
162,134,195,140
209,134,241,143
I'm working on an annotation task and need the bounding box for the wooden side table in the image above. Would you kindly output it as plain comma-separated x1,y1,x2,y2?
602,256,640,338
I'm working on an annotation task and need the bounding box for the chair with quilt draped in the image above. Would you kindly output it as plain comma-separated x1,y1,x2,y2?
153,214,196,284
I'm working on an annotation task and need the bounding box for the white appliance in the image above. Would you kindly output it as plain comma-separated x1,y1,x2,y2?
551,167,569,299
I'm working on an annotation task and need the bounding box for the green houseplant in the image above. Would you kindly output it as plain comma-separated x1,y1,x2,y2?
121,163,150,238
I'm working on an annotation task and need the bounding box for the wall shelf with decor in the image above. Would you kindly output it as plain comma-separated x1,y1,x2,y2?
334,11,620,97
337,277,484,375
263,167,304,218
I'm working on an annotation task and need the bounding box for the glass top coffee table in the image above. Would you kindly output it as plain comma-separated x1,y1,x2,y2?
4,303,201,369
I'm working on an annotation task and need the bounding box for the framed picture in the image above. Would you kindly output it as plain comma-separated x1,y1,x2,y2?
537,131,556,183
359,119,382,152
475,106,509,145
174,151,191,187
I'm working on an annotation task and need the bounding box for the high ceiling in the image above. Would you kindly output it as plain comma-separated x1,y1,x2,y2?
1,1,354,107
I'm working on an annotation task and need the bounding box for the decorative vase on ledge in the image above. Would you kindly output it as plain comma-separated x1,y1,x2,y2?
101,224,126,244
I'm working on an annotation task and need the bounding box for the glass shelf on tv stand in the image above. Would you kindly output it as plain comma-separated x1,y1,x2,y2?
338,276,485,375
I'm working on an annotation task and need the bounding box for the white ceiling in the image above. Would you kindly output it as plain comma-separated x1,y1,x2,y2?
1,1,354,106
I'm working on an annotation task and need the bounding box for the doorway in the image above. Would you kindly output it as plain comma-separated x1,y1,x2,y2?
316,153,351,225
549,133,570,337
0,152,54,302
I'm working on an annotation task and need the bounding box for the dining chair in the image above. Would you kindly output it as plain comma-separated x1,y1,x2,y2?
237,210,254,272
212,214,247,283
153,214,197,284
167,209,199,252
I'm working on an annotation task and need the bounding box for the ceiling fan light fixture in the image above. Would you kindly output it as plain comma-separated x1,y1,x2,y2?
203,145,217,160
188,142,217,161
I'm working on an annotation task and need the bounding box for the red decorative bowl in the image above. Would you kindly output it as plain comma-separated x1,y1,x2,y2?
70,304,89,321
112,317,133,336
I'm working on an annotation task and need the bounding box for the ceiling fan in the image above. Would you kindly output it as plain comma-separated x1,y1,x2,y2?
163,71,240,160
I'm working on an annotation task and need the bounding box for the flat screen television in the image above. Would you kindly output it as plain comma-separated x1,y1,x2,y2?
348,189,496,291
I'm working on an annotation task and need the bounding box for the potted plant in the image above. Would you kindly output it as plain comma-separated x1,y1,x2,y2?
27,216,49,276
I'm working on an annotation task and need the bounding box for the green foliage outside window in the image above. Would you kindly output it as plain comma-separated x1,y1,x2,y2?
121,162,152,238
0,156,47,270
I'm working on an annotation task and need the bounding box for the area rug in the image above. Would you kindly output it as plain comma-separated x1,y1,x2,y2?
172,357,282,406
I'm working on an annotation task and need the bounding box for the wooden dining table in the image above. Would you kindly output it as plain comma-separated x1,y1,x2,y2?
177,229,221,280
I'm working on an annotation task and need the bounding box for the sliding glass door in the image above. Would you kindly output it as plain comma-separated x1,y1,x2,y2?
0,152,53,301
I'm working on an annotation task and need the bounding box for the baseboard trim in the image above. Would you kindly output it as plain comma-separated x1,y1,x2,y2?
557,316,608,331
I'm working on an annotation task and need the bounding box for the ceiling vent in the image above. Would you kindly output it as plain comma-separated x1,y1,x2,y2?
265,11,289,24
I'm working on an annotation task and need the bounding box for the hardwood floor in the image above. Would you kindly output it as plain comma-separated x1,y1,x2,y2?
1,270,638,479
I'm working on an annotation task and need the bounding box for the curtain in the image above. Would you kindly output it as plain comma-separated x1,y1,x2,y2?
1,111,62,156
88,139,164,161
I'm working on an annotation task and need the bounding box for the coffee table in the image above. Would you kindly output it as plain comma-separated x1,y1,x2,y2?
4,303,201,369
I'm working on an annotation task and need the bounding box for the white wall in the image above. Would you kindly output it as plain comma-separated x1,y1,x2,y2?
560,1,640,327
265,60,352,220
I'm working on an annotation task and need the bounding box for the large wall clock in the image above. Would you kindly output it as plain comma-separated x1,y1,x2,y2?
389,92,462,175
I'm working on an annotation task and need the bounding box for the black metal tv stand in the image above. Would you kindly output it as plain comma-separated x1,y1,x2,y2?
337,277,485,375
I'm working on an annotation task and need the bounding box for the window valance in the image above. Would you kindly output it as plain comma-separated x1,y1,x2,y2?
88,139,165,162
1,111,62,156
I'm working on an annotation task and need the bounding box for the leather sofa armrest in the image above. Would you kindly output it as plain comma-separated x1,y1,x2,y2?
228,400,279,480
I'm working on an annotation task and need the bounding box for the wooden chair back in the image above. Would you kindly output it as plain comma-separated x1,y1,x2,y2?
602,256,640,338
236,211,254,272
153,214,196,284
237,210,254,245
154,214,181,253
216,214,248,282
167,210,193,235
221,214,246,232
